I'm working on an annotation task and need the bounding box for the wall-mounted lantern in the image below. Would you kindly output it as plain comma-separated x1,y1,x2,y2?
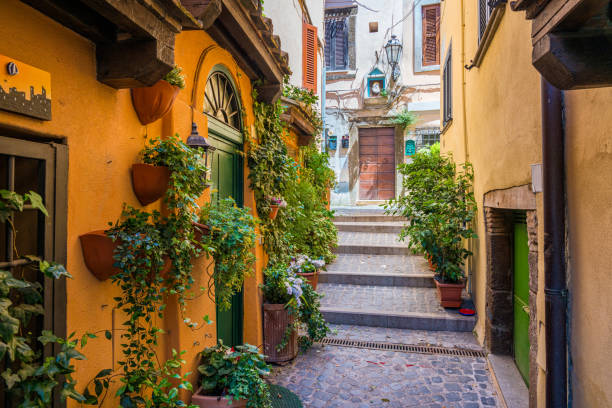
186,122,216,184
328,135,338,150
341,135,350,149
385,34,403,81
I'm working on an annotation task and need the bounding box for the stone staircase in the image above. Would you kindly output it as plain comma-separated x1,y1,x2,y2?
319,208,476,332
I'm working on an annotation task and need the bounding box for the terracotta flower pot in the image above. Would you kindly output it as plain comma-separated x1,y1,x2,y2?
79,230,120,281
434,278,466,308
131,79,180,125
269,205,280,220
297,270,319,290
191,388,246,407
131,163,171,206
263,303,298,363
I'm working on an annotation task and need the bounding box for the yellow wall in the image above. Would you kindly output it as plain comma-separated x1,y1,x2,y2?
0,1,265,405
440,1,612,407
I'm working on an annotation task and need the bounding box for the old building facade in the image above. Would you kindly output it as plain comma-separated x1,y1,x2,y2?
440,0,612,406
325,0,441,206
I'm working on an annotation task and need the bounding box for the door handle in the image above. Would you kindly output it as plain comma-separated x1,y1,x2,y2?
523,305,530,316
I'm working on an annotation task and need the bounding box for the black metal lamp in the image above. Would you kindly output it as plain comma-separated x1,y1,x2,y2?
186,121,216,184
384,34,403,81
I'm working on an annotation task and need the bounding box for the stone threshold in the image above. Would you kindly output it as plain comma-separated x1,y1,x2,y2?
319,271,434,287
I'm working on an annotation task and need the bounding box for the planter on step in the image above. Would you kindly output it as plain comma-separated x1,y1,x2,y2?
79,230,120,281
263,303,298,363
191,387,246,407
131,79,180,125
269,205,280,220
131,163,171,206
434,278,466,308
297,270,320,290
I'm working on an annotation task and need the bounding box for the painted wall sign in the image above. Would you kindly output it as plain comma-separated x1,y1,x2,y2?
405,140,416,156
0,55,51,120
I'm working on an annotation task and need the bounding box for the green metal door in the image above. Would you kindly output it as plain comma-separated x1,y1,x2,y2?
513,218,530,385
210,133,243,347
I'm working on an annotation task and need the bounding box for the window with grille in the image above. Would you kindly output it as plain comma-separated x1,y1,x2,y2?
479,0,494,41
325,18,348,70
417,128,441,149
443,46,452,126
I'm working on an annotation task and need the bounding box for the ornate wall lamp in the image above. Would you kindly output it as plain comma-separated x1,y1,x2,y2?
186,122,216,184
384,34,403,81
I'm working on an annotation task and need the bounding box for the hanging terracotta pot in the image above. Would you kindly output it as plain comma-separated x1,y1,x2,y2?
191,388,246,407
263,303,298,363
131,80,180,125
131,163,171,206
269,205,280,220
297,270,320,290
79,230,120,281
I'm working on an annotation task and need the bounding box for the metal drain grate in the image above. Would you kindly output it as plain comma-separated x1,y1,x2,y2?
320,337,487,358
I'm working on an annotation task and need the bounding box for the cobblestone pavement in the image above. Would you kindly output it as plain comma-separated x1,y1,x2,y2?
327,254,431,276
327,325,481,350
338,232,405,247
269,343,500,408
319,284,468,316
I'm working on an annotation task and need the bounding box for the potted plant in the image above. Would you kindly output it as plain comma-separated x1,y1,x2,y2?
267,196,286,220
131,65,186,125
132,134,208,206
287,254,325,290
192,342,271,408
198,197,257,310
259,264,302,362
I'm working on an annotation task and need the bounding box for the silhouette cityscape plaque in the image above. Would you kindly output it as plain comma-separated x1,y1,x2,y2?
0,55,51,121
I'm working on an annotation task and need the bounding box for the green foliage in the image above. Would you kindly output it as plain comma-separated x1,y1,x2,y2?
390,109,418,131
380,88,388,97
385,144,476,283
298,283,331,350
0,190,91,407
163,66,186,89
197,342,271,408
84,135,210,407
282,79,323,136
199,197,257,311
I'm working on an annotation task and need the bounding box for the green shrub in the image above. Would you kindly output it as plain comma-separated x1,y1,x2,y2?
163,66,186,89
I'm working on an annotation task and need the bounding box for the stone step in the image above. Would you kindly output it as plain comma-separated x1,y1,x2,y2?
333,221,406,233
319,271,434,287
334,215,407,223
318,283,476,332
334,231,410,255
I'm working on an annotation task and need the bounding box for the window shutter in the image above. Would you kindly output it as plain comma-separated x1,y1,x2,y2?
422,4,440,66
324,20,332,69
302,22,318,93
334,20,347,69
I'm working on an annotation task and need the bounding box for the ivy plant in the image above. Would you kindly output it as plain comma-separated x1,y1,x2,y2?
163,66,186,89
198,197,257,311
0,190,93,407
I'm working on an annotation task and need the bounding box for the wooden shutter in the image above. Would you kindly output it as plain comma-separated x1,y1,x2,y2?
324,20,332,69
302,22,318,93
334,20,347,69
422,4,440,66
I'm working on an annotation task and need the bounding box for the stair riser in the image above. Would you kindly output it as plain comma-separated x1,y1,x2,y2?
319,273,435,287
334,224,404,233
334,245,410,255
321,310,475,332
334,215,407,223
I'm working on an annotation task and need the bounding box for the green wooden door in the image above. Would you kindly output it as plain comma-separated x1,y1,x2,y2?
513,218,530,385
210,133,243,347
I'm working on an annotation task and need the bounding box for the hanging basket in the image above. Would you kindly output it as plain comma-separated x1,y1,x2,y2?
131,80,180,125
79,230,120,281
263,303,298,363
269,205,280,220
131,163,171,206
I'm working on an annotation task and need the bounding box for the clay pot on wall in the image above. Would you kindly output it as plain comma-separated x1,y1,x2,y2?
131,163,171,206
263,303,298,363
297,270,320,290
191,388,246,407
131,80,180,125
434,278,466,308
269,205,280,220
79,230,120,281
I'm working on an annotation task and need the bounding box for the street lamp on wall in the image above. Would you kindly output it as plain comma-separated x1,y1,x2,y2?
384,34,403,81
186,122,216,185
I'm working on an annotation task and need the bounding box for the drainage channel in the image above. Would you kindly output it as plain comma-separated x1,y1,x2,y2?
320,337,487,358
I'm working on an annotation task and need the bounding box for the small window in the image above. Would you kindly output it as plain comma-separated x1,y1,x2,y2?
302,23,318,93
479,0,494,41
442,46,452,126
325,18,348,70
369,21,378,32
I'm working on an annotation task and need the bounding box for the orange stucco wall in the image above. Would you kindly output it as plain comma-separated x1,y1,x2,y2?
0,1,265,405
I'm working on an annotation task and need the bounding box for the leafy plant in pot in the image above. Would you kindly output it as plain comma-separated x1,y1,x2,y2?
132,65,186,125
287,253,325,290
267,196,286,220
193,342,271,408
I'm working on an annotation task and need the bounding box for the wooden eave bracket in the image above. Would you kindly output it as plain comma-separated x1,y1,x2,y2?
280,97,316,145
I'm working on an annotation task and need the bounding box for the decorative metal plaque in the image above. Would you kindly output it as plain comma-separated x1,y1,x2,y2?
0,55,51,120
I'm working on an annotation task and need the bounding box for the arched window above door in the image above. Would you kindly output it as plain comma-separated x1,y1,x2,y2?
203,71,240,130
